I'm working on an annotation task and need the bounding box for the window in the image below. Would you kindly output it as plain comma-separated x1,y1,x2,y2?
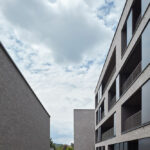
95,93,98,108
142,22,150,70
114,113,116,136
142,0,150,16
127,11,133,45
139,138,150,150
142,80,150,124
122,0,142,56
121,22,127,54
98,85,102,102
116,75,120,101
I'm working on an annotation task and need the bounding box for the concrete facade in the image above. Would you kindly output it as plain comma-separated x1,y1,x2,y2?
0,42,50,150
95,0,150,150
74,109,95,150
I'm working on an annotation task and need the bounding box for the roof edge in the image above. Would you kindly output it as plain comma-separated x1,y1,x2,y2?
0,41,50,118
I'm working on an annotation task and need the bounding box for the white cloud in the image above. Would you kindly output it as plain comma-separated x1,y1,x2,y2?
0,0,125,144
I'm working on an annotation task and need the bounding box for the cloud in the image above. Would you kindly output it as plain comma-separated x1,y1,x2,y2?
0,0,114,63
0,0,125,144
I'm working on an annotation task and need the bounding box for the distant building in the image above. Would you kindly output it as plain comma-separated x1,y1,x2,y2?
95,0,150,150
0,42,50,150
74,109,95,150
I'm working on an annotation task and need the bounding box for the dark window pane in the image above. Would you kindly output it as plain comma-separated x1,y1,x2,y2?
142,22,150,70
120,143,123,150
114,144,119,150
127,11,133,45
142,0,150,16
139,138,150,150
98,127,101,142
114,113,116,136
142,80,150,124
124,142,128,150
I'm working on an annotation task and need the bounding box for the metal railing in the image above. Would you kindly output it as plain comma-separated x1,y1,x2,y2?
122,62,141,94
108,96,116,110
103,66,116,94
123,111,141,131
102,127,114,141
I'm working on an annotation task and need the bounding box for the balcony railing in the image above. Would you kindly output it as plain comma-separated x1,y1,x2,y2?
121,62,141,94
108,96,116,110
102,127,114,141
123,111,141,131
103,66,116,94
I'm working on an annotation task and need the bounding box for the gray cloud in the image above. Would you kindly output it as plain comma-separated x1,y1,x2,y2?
0,0,113,63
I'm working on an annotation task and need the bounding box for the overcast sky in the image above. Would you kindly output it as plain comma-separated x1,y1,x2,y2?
0,0,125,144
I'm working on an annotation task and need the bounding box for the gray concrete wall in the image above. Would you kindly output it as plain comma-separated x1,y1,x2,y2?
74,109,95,150
0,43,50,150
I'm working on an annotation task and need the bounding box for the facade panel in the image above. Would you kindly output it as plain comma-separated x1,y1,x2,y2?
74,109,95,150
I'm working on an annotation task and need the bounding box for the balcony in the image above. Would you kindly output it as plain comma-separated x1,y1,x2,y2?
122,89,141,132
102,127,114,141
121,62,141,95
123,111,141,132
103,66,116,94
101,114,115,141
102,50,116,95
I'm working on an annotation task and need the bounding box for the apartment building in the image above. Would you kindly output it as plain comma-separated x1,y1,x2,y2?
74,109,95,150
95,0,150,150
0,42,50,150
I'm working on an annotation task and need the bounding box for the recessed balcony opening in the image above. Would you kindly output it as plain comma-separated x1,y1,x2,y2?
96,110,98,125
109,140,138,150
96,146,105,150
101,115,114,141
122,89,141,132
102,50,116,94
108,81,116,110
101,101,105,120
120,39,142,95
109,144,114,150
132,0,141,33
121,22,127,54
95,93,98,108
95,129,98,143
128,140,139,150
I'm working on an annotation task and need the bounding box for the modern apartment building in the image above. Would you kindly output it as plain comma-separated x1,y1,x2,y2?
95,0,150,150
0,42,50,150
74,109,95,150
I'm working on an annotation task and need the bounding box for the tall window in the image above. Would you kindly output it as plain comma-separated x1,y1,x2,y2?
114,112,116,136
142,22,150,70
142,0,150,16
127,11,133,45
98,85,102,102
121,11,133,55
116,75,120,101
142,80,150,124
